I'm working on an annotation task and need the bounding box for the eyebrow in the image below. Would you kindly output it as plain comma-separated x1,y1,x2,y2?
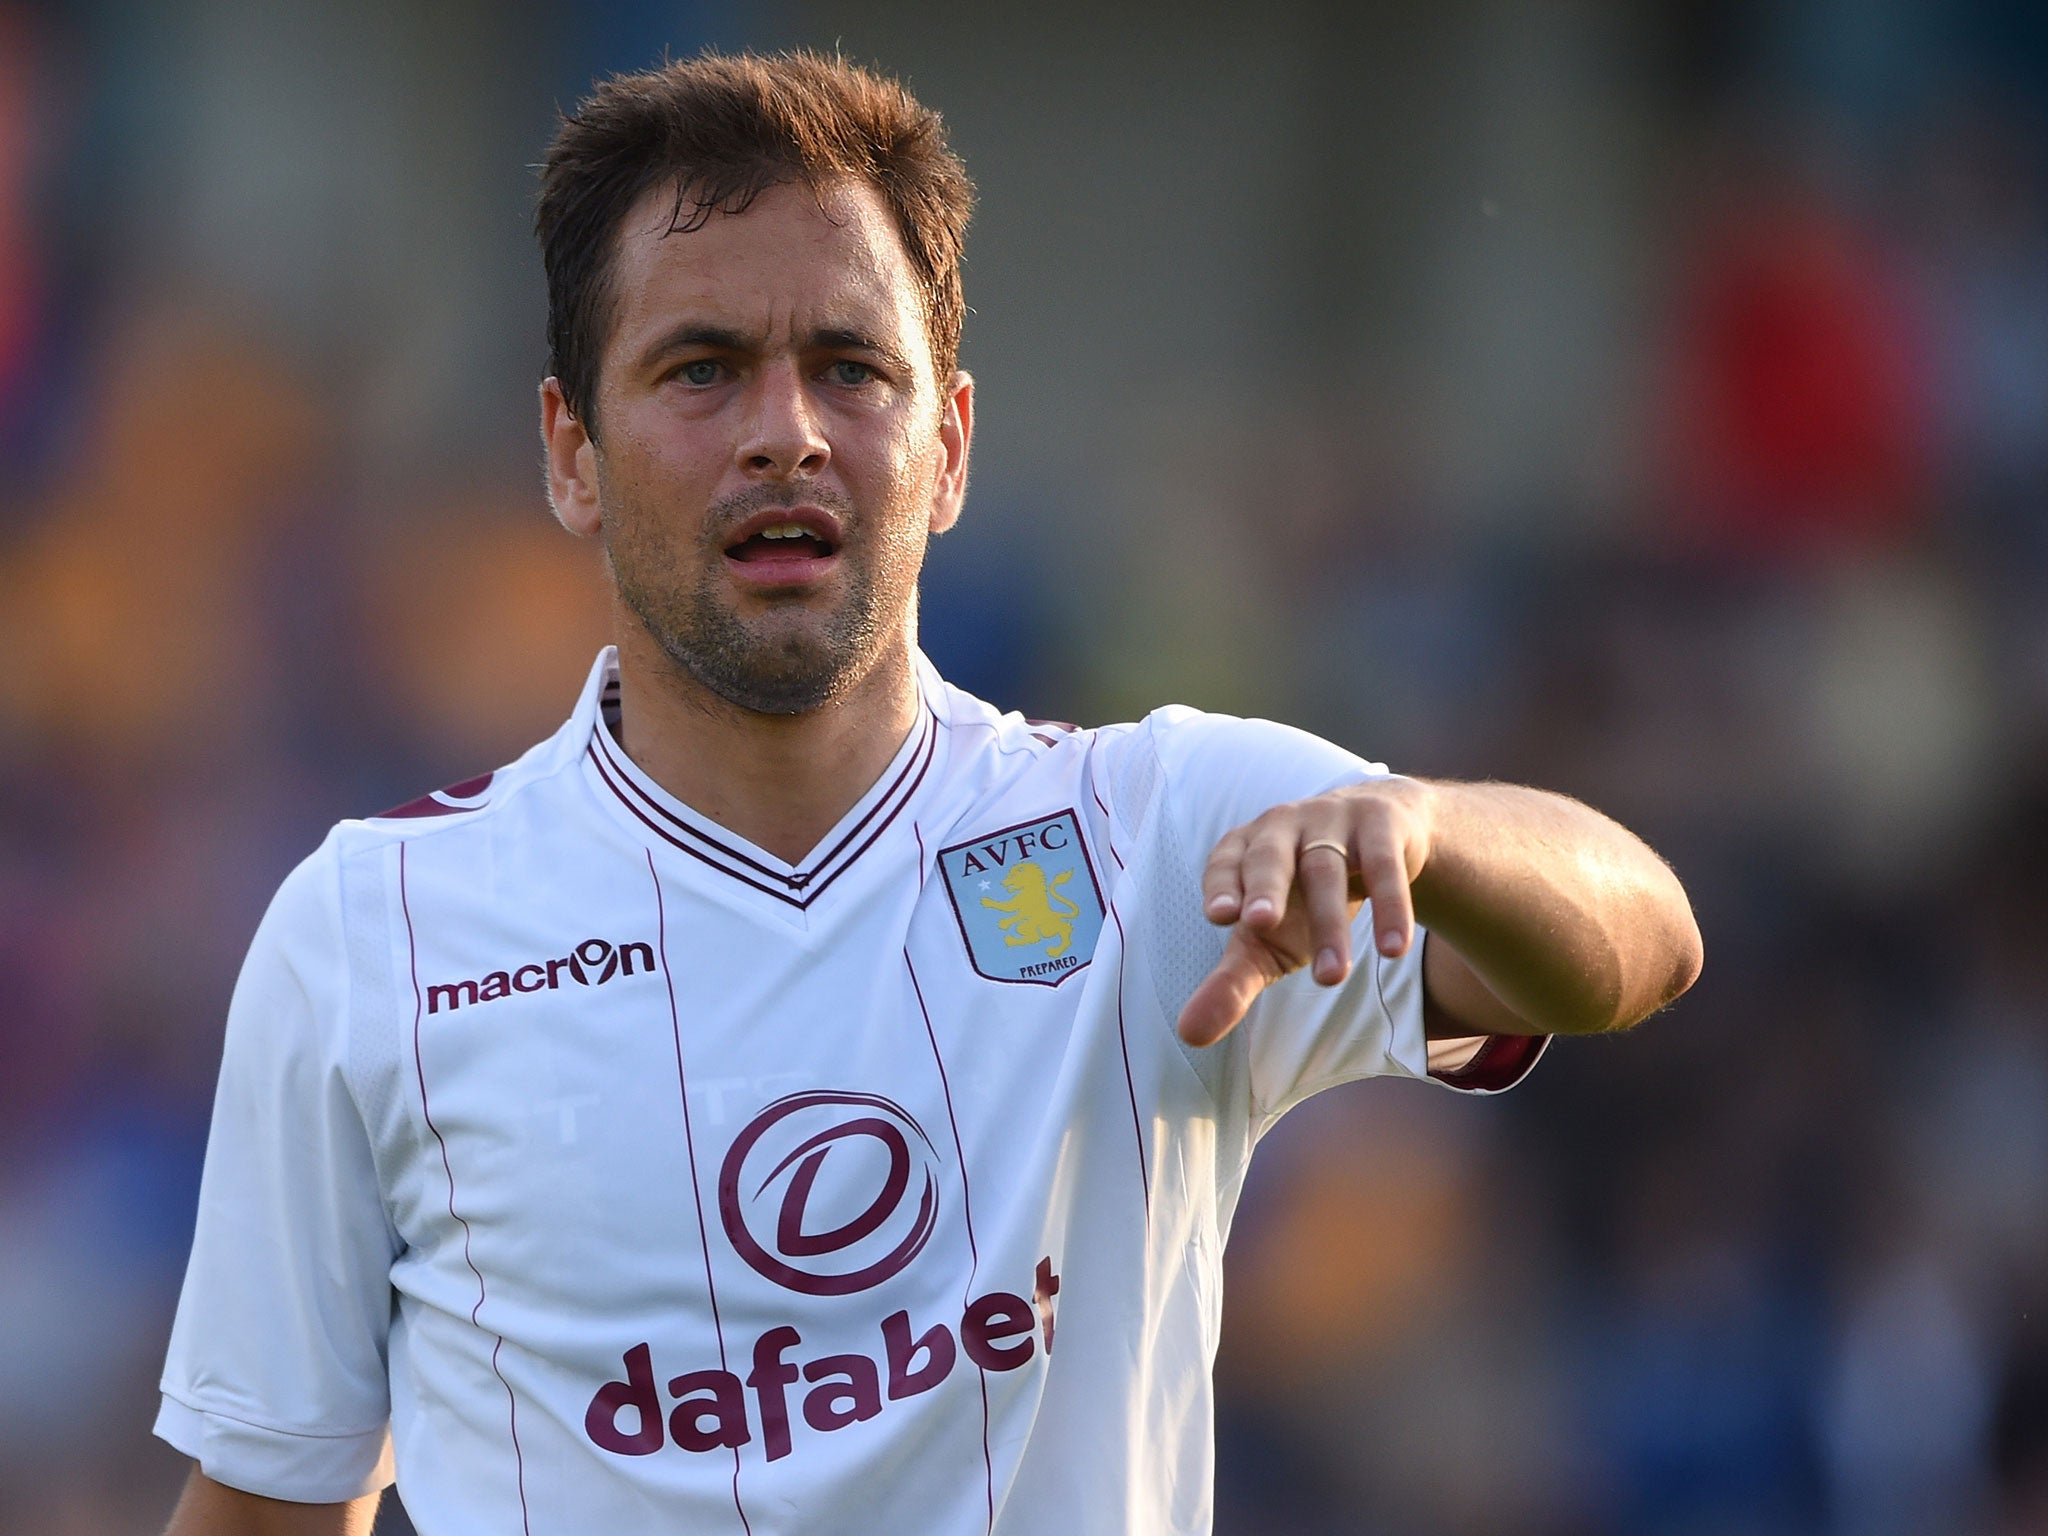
633,321,916,378
811,328,916,377
633,323,753,372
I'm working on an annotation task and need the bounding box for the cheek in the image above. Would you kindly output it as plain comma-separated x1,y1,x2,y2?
864,413,941,499
601,432,718,532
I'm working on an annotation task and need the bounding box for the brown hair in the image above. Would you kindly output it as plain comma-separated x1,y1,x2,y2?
536,49,974,437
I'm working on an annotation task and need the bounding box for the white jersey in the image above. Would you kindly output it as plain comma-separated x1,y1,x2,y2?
157,648,1542,1534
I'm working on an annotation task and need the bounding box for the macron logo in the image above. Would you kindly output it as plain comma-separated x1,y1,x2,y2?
426,938,657,1014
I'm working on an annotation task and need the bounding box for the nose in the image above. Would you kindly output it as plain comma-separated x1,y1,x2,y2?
736,359,829,480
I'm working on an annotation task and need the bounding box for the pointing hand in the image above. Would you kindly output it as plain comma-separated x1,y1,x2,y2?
1176,777,1436,1047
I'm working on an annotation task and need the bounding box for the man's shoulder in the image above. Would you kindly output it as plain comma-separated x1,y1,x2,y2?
239,727,594,1026
927,667,1105,756
1129,704,1381,784
329,650,613,856
1068,701,1387,847
365,768,502,825
932,653,1372,771
330,741,575,857
929,673,1382,851
928,668,1278,769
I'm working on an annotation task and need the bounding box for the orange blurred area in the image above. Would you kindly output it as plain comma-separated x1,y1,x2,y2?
364,503,611,766
0,310,319,756
1224,1116,1478,1376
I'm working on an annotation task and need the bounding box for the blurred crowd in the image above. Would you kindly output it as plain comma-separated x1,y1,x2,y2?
2,2,2046,1532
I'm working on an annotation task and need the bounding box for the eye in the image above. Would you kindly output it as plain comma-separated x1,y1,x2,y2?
676,359,723,387
828,360,877,387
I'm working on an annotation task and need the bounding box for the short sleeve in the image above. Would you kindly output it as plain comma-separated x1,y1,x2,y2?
156,837,400,1502
1113,708,1541,1131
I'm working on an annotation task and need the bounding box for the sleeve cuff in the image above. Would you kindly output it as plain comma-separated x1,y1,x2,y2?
1425,1031,1549,1093
154,1394,395,1503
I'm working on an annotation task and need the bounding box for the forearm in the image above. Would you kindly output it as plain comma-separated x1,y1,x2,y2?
164,1467,380,1536
1410,779,1701,1036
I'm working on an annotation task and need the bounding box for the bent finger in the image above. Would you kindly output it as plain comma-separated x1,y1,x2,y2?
1237,823,1299,932
1201,828,1250,924
1228,831,1294,937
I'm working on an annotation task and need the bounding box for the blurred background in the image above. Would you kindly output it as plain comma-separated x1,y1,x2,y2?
2,0,2046,1531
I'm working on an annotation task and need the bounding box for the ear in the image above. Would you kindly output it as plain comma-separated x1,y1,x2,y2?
928,370,974,536
541,378,602,537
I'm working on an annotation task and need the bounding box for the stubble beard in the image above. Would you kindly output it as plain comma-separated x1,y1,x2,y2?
607,488,925,717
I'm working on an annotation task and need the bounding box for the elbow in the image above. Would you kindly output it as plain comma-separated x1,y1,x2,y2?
1626,899,1703,1030
1658,876,1706,1008
1565,842,1704,1034
1670,911,1705,1005
1577,897,1703,1037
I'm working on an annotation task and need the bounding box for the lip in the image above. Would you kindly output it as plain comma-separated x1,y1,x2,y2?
721,505,845,592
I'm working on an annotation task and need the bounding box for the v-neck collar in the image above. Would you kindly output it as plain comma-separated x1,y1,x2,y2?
581,650,944,912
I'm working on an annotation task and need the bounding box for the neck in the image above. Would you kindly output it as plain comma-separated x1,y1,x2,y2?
609,617,921,867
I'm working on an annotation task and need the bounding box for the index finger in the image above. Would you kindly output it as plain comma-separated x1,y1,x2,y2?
1176,926,1287,1047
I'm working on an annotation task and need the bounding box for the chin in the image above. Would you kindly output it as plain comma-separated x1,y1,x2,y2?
669,627,875,717
624,569,904,717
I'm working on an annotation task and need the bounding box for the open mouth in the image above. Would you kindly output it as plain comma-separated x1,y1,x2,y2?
721,510,845,588
726,523,840,563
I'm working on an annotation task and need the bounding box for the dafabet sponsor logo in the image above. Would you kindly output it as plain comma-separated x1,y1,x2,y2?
585,1090,1060,1464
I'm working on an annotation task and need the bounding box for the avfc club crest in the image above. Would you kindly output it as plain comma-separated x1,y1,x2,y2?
939,810,1107,987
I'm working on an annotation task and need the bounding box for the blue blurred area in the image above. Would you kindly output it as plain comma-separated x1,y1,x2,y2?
3,2,2047,1531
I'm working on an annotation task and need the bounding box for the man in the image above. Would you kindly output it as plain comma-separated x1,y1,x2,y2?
159,50,1701,1535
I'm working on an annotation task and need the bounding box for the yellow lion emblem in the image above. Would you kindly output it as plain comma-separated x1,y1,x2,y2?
981,860,1080,957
